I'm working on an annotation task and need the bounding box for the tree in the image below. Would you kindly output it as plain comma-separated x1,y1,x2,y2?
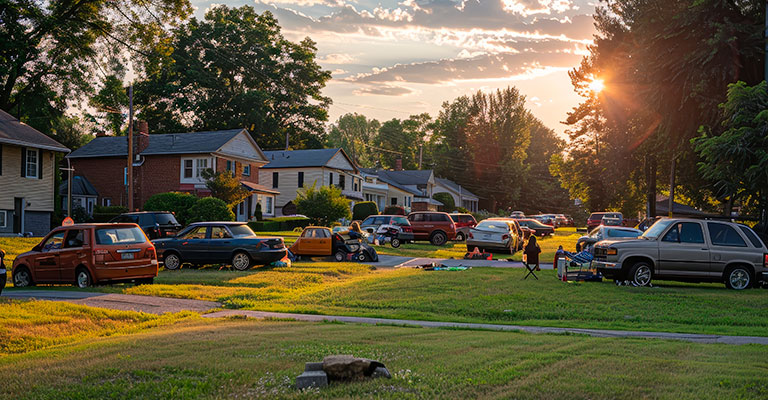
187,197,235,223
254,202,263,221
352,201,379,221
326,114,380,166
201,169,250,208
433,193,455,212
375,113,432,170
89,71,128,136
694,81,768,224
295,183,351,226
135,5,331,149
143,192,198,225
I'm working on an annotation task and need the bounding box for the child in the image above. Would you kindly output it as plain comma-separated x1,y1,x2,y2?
524,235,542,271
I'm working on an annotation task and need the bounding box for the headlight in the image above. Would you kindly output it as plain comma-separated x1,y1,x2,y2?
606,248,618,255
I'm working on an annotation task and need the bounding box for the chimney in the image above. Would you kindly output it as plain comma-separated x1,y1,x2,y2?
395,157,403,171
96,131,107,137
135,120,150,154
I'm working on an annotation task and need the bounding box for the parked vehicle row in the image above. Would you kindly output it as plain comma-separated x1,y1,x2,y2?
467,218,525,253
289,226,378,262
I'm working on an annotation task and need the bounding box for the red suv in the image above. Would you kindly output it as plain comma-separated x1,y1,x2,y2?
407,212,457,245
12,223,158,288
449,213,477,241
587,212,623,231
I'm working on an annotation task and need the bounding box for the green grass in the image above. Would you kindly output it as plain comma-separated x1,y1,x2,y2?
2,317,767,399
0,236,41,264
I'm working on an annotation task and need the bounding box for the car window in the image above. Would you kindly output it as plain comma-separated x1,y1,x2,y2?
606,229,640,238
210,226,232,239
302,229,314,238
362,217,375,225
318,229,330,238
181,226,208,240
431,214,448,222
739,226,765,248
449,215,459,222
476,221,508,231
229,225,255,237
374,216,389,225
138,214,155,226
707,222,747,247
63,229,85,248
155,213,179,225
662,225,679,242
642,219,674,239
410,214,424,222
393,217,409,226
41,232,65,252
95,227,147,245
679,223,705,244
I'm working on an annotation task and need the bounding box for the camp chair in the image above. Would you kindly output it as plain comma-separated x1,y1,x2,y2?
522,253,538,280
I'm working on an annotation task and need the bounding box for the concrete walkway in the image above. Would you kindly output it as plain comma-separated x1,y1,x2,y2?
394,257,554,269
204,309,768,345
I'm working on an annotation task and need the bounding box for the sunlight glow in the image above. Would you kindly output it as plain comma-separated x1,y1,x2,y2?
588,78,605,93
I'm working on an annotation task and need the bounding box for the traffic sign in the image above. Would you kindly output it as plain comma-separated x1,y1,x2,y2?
62,217,74,226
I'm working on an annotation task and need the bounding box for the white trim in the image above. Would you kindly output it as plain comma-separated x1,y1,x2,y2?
0,138,69,153
180,156,212,184
25,148,39,179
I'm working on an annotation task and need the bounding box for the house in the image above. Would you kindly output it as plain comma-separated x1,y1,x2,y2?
259,148,363,216
360,168,443,212
434,177,479,212
0,109,70,236
60,176,99,217
67,124,278,221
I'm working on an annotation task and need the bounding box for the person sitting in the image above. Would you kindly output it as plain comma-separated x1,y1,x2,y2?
524,235,542,271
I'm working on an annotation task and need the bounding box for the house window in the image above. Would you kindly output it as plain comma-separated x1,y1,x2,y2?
339,175,345,190
181,158,210,182
272,172,279,188
102,198,111,206
391,197,397,205
407,197,412,207
0,211,6,228
196,159,208,177
183,160,194,179
266,197,273,214
329,172,333,186
26,149,38,178
354,180,358,192
298,171,304,188
243,164,251,176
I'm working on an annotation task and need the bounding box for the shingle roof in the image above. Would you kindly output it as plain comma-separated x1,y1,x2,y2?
60,175,99,196
262,148,345,169
365,169,422,195
436,177,478,199
0,109,69,152
379,169,433,185
67,129,245,158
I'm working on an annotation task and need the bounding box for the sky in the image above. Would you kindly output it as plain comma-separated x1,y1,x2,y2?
191,0,598,136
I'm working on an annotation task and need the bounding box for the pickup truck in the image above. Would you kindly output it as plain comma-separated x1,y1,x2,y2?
593,218,768,290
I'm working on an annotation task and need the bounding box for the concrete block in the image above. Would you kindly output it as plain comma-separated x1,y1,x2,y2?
296,371,328,389
304,362,324,372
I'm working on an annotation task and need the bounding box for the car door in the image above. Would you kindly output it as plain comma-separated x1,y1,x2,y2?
658,221,709,278
34,231,66,282
408,214,427,239
706,222,750,277
59,228,88,283
207,225,234,263
177,226,210,262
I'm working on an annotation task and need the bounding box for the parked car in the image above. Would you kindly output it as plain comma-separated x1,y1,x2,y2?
563,215,575,226
516,219,555,237
154,222,286,270
360,215,415,242
111,211,182,239
0,249,6,295
593,218,768,289
289,226,378,262
449,213,478,241
510,211,525,219
487,218,526,250
587,212,623,231
555,214,569,227
466,219,521,253
407,212,457,246
576,226,642,253
12,223,158,288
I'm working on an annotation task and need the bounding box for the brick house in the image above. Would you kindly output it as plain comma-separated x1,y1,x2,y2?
0,109,70,236
67,126,278,221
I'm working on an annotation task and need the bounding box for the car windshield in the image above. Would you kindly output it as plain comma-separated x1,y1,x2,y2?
96,227,147,245
229,225,255,237
476,221,508,231
641,219,675,239
154,213,179,225
607,229,640,238
393,217,409,226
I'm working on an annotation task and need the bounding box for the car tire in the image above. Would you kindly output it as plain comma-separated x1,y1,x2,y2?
724,266,752,290
12,266,34,288
76,267,92,288
334,251,346,262
628,261,652,287
430,231,447,246
357,252,367,262
163,252,181,270
391,238,401,248
455,232,465,241
231,252,252,271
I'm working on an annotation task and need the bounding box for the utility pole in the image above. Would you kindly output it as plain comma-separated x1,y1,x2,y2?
668,156,676,217
765,0,768,81
127,83,134,211
418,144,423,170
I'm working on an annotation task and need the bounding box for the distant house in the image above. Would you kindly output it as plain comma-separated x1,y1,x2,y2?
434,177,479,212
60,176,99,217
260,148,363,216
360,168,442,212
67,126,278,221
0,109,70,236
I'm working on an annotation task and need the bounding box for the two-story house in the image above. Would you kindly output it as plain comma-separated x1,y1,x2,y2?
260,148,363,216
67,125,278,221
434,177,479,212
361,168,442,212
0,109,70,236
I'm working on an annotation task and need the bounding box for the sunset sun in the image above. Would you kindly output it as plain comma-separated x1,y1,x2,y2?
588,78,605,93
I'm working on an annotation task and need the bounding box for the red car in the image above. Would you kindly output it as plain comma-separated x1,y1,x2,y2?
449,213,478,241
407,211,457,246
12,223,158,288
587,212,623,231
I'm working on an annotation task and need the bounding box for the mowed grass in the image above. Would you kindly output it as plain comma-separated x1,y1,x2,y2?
0,298,197,355
2,317,767,399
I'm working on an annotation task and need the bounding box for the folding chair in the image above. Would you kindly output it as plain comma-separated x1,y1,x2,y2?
522,253,538,280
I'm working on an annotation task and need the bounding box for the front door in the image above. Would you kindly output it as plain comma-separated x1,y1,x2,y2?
60,229,88,283
178,226,209,263
658,221,710,278
208,225,234,262
35,231,66,282
13,197,22,234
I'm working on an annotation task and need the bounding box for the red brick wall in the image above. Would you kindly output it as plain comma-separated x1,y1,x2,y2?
70,157,128,207
134,155,182,207
214,156,260,184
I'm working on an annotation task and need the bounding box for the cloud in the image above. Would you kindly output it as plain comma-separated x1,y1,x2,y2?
353,84,414,96
317,53,357,64
258,0,346,6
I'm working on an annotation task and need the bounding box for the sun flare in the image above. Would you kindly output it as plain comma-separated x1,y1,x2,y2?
588,78,605,93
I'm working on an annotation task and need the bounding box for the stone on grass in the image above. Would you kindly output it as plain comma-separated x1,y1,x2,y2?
322,355,390,381
296,370,328,389
371,367,392,379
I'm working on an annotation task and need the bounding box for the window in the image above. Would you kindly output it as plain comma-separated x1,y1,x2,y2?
407,197,412,207
196,159,208,177
266,197,273,214
63,230,85,248
391,197,397,205
138,214,154,227
298,171,304,188
210,226,232,239
362,217,375,225
739,226,765,248
329,172,334,185
96,227,147,245
243,164,251,176
339,175,346,190
26,149,38,178
0,144,3,175
272,172,279,188
410,213,424,222
226,160,232,172
183,160,194,178
102,198,112,207
181,158,210,181
41,232,65,252
181,226,208,240
708,222,747,247
0,211,6,228
607,229,641,239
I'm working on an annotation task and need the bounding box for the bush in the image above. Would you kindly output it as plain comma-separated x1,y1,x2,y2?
187,197,235,223
92,205,128,222
295,183,351,226
248,221,281,232
382,205,406,215
352,201,379,221
456,206,470,214
268,216,311,231
143,192,198,225
433,192,455,212
254,202,263,221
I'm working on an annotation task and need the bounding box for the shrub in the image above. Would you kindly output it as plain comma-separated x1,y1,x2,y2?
143,192,198,225
433,192,455,212
254,202,263,221
295,183,351,226
352,201,379,220
382,205,406,215
92,205,128,222
200,169,250,207
248,221,280,232
187,197,235,223
456,206,470,214
268,216,311,231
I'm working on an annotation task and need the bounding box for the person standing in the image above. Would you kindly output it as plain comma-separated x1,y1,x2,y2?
524,235,542,271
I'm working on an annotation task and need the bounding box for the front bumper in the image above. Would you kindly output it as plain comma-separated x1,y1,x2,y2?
592,260,620,269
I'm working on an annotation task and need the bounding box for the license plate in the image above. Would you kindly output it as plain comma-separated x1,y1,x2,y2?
121,253,135,260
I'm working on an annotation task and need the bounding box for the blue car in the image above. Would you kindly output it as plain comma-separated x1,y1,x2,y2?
153,222,287,271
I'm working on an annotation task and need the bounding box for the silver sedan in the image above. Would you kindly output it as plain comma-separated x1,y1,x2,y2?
466,220,520,254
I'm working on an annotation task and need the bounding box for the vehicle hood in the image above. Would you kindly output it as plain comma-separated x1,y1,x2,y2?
12,250,38,264
595,238,656,248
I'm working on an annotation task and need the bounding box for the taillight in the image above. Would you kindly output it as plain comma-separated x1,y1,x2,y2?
764,253,768,268
502,234,509,240
468,232,473,239
147,247,156,260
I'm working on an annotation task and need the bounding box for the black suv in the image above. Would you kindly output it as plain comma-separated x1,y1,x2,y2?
110,211,182,239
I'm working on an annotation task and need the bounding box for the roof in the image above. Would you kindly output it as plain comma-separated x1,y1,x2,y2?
67,129,247,159
435,177,478,199
0,109,69,152
262,148,348,169
379,169,433,185
241,181,280,195
362,168,422,195
59,176,99,197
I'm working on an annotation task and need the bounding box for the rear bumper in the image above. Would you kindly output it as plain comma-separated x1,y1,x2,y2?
466,239,509,251
761,271,768,283
249,249,287,264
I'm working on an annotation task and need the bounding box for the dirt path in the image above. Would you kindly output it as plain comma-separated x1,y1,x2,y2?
2,290,220,314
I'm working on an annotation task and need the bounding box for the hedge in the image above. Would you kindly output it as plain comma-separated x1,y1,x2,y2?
249,216,310,232
248,221,281,232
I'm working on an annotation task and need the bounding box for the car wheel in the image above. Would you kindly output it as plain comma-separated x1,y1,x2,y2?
76,267,92,288
163,253,181,270
430,231,447,246
628,261,652,287
12,266,33,288
455,232,465,241
391,238,401,248
725,266,752,290
231,252,252,271
357,252,367,262
334,251,346,262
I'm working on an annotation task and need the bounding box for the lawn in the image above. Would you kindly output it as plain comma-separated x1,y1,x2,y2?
2,313,767,399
